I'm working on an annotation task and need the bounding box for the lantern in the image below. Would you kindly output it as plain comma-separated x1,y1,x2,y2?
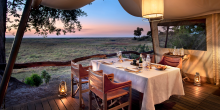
142,0,164,21
58,80,67,97
194,72,201,86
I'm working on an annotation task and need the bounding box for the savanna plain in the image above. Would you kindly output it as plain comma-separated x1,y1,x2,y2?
6,38,152,81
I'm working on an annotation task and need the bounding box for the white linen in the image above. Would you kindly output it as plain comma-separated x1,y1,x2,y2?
90,58,184,110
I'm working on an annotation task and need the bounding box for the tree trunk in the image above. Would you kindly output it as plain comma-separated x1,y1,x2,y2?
0,0,6,67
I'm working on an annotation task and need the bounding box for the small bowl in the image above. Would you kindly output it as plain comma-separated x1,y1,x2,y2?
155,65,167,70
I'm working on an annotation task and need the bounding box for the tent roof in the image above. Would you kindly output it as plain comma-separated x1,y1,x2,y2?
119,0,220,20
41,0,94,10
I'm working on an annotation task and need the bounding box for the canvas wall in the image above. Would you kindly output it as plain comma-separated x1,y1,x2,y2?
151,14,220,84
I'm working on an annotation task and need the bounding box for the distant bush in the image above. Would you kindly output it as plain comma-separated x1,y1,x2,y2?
25,74,43,87
41,70,51,84
132,37,137,40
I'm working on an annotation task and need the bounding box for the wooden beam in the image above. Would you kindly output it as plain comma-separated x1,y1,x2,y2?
157,19,206,26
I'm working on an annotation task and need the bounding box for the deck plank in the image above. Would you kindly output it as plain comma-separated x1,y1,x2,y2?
66,96,80,110
60,97,75,110
12,105,20,110
47,96,59,110
54,98,66,110
5,106,13,110
20,103,28,110
35,100,43,110
4,82,220,110
27,102,35,110
41,98,51,110
82,92,96,110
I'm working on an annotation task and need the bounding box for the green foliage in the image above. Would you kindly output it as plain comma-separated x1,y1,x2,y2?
45,74,51,84
41,70,51,84
41,70,48,79
133,31,152,41
137,44,150,53
24,77,34,86
134,27,143,38
168,24,206,50
25,74,43,87
159,23,206,50
7,0,88,37
121,44,151,59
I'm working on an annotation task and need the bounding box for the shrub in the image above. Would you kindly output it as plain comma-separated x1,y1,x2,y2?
132,37,137,40
45,74,51,84
25,74,43,87
41,70,48,79
41,70,51,84
24,77,34,86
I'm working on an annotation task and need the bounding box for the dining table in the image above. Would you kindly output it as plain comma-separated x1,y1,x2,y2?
90,58,185,110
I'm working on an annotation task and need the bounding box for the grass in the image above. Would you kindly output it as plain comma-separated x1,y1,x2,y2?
6,38,153,81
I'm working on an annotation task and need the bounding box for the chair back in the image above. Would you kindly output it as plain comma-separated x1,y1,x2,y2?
162,56,181,67
71,61,80,78
71,61,89,78
89,69,104,92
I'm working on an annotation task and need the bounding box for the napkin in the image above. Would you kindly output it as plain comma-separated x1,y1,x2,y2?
116,65,124,69
101,61,113,65
124,67,139,73
124,59,133,61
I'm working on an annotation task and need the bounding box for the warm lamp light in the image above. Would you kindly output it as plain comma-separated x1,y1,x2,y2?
142,0,164,21
58,80,67,97
194,72,201,86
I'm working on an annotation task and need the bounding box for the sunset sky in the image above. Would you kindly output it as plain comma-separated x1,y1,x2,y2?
6,0,150,38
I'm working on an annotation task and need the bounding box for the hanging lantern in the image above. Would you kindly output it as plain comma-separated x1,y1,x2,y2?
142,0,164,21
58,80,67,97
194,72,201,86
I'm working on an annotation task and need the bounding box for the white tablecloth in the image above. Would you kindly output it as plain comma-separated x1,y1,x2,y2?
90,58,185,110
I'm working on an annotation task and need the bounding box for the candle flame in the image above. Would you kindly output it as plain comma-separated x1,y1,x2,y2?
61,89,64,92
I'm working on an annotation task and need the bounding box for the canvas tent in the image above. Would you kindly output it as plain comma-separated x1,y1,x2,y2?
1,0,220,106
119,0,220,85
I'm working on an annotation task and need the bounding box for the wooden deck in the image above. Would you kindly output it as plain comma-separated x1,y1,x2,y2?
5,82,220,110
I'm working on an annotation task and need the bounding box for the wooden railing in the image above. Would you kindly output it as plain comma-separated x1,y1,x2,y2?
0,50,154,69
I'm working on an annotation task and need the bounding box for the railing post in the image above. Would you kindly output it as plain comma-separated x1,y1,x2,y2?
0,0,33,106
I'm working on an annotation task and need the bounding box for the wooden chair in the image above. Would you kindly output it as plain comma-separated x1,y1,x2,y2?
71,61,91,107
158,56,182,69
88,69,132,110
71,61,114,108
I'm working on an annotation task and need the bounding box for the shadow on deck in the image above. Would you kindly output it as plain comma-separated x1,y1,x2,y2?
5,82,220,110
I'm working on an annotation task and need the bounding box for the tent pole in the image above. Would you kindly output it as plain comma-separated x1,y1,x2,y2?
150,22,156,60
0,0,33,106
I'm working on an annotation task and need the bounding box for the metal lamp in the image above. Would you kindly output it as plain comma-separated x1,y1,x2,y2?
58,80,67,97
194,72,201,86
142,0,164,22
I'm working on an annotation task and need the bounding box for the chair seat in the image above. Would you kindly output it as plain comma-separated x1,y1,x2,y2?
91,88,129,101
74,76,89,84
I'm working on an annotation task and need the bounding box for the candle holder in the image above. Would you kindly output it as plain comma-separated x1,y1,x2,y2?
117,51,123,62
194,72,201,86
58,80,67,97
